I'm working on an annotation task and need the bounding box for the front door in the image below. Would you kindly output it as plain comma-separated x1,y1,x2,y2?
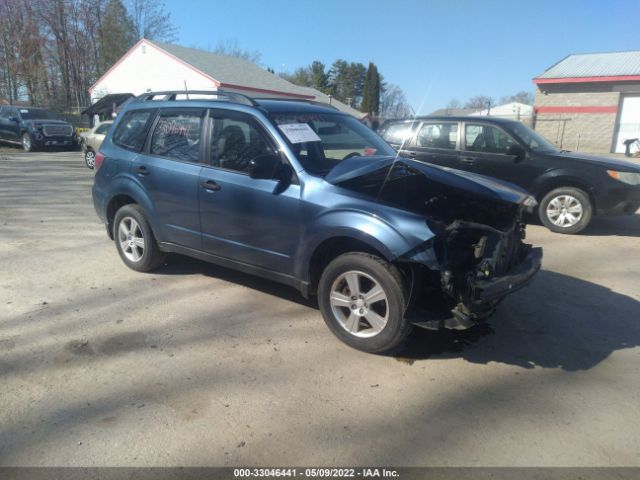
460,122,533,188
199,110,302,275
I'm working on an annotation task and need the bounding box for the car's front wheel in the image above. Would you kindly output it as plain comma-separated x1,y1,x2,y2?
113,204,166,272
539,187,593,234
22,133,34,152
318,252,411,353
84,149,96,169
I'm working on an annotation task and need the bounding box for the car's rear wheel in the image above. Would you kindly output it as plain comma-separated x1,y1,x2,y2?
539,187,592,234
318,252,411,353
113,204,165,272
22,133,33,152
84,149,96,169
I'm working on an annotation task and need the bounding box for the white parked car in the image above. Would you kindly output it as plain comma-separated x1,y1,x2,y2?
80,121,112,169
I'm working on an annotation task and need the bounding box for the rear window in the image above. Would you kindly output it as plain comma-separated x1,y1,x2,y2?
95,123,112,135
112,110,155,152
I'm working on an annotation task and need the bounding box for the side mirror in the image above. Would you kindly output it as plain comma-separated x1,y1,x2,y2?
507,144,526,161
248,154,281,180
9,117,19,123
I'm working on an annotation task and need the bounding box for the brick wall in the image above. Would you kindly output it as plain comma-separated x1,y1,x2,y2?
534,83,620,153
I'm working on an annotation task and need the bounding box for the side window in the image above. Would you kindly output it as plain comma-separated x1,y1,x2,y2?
380,122,415,145
0,107,6,118
112,110,155,152
95,123,112,135
150,110,203,163
417,123,458,149
211,115,275,173
465,124,517,154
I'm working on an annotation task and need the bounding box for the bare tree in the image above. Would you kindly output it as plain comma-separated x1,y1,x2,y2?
128,0,177,42
464,95,494,111
380,84,413,119
500,91,534,105
446,98,461,109
211,39,262,65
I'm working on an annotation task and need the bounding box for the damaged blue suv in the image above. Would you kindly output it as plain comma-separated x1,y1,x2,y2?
92,90,542,353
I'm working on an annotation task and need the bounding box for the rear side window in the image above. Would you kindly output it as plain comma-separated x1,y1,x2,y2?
380,122,415,145
417,122,458,150
112,110,155,152
150,110,204,163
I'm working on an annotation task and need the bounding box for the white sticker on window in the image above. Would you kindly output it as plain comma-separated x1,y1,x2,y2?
278,123,321,144
20,109,29,113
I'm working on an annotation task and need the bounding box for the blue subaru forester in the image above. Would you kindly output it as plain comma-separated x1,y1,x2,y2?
92,90,542,353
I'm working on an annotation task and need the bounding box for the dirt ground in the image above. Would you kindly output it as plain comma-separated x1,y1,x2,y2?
1,150,639,466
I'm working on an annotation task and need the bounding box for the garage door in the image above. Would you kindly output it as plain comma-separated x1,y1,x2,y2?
614,96,640,153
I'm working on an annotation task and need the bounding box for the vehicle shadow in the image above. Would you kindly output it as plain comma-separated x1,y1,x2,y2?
396,270,640,371
153,254,316,308
154,256,639,372
581,213,640,237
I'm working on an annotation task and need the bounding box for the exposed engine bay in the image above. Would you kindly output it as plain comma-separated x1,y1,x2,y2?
327,158,543,330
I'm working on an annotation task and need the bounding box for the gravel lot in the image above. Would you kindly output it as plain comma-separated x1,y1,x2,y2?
1,149,639,467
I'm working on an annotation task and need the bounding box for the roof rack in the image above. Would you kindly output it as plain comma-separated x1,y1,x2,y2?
136,89,258,107
255,97,340,111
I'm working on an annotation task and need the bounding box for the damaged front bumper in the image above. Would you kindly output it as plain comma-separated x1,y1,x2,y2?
469,246,542,304
406,221,543,331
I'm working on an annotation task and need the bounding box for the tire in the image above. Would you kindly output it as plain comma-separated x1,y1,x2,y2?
318,252,411,353
539,187,593,234
22,133,34,152
84,149,96,169
113,204,166,272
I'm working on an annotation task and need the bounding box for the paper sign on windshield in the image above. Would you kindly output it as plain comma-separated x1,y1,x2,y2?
278,123,321,144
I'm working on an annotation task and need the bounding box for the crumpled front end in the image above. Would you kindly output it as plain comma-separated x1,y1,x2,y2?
326,157,543,330
414,211,542,330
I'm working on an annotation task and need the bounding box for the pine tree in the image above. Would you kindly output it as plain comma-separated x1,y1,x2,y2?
362,62,380,115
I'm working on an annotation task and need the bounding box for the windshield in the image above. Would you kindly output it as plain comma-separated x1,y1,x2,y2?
269,113,396,176
509,122,558,152
19,108,58,120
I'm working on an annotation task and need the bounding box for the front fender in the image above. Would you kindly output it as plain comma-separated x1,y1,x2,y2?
294,208,436,282
529,169,596,199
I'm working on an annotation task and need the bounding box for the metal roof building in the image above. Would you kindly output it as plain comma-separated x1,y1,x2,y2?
533,50,640,153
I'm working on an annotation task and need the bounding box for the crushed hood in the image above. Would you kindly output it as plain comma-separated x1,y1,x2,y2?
325,155,533,206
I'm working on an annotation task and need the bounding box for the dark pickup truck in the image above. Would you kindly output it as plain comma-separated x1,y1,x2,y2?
0,105,78,152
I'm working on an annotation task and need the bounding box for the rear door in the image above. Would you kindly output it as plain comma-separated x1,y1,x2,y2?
132,108,205,250
409,121,461,167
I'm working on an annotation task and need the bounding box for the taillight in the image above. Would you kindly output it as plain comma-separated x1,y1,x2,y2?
95,151,105,170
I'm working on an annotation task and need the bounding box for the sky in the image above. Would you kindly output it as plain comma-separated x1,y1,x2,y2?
164,0,640,114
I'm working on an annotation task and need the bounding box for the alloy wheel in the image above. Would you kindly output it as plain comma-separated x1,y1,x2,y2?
329,270,389,338
546,194,583,228
118,217,145,262
85,150,96,168
22,134,31,151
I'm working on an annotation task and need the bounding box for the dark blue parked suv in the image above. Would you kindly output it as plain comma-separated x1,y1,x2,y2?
92,90,543,353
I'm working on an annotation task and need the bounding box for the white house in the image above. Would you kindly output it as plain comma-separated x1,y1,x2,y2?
88,39,368,121
470,101,534,120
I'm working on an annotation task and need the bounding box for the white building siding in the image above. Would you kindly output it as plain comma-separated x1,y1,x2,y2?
90,40,217,102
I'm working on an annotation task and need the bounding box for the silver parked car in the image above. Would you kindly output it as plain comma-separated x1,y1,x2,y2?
80,121,112,169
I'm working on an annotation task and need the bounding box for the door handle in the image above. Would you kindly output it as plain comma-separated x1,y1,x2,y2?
135,166,150,175
406,152,417,158
460,157,476,165
200,180,221,191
